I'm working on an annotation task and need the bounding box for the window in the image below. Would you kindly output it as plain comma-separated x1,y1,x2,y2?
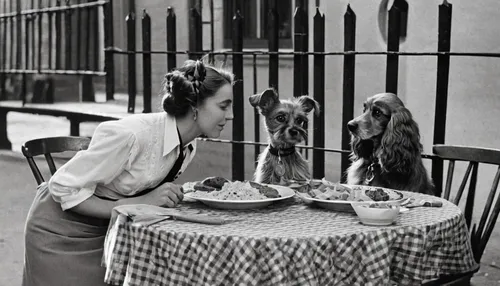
223,0,306,49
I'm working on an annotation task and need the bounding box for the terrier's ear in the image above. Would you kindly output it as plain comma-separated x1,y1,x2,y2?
249,88,279,115
297,95,320,116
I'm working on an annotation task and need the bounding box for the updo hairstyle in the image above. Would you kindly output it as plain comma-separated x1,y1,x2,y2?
161,59,234,117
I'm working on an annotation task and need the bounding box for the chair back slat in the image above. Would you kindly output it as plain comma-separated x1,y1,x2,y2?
25,153,45,185
479,187,500,261
475,166,500,250
21,136,91,184
23,136,90,157
433,144,500,265
44,153,57,175
443,160,455,201
464,163,478,229
453,162,473,205
433,145,500,165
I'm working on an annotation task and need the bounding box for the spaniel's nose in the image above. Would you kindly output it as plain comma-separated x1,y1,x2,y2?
347,122,358,132
289,129,298,136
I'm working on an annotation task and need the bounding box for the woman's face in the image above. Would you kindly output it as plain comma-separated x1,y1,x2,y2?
197,83,234,138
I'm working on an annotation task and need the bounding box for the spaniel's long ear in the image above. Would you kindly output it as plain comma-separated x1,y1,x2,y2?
350,135,374,161
379,107,422,174
249,88,279,116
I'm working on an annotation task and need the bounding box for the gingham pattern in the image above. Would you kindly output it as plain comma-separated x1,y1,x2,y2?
103,192,478,286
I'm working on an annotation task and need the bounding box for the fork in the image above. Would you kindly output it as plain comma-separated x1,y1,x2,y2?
133,212,229,226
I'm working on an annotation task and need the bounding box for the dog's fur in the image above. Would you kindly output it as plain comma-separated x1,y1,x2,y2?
250,88,320,184
346,93,434,194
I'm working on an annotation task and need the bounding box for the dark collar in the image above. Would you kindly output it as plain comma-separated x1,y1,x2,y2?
268,144,296,157
370,154,379,166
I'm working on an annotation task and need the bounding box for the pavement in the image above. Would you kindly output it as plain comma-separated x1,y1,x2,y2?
1,108,500,285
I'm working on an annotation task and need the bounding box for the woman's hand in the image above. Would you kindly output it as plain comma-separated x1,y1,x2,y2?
140,182,184,207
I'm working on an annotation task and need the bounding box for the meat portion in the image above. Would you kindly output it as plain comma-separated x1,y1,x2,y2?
193,183,218,192
365,188,390,201
249,181,281,198
200,176,230,189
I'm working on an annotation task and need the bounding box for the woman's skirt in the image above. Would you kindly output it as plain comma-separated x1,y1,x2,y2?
22,183,111,286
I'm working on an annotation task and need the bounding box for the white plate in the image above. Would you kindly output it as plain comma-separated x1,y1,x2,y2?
184,184,295,210
297,185,406,213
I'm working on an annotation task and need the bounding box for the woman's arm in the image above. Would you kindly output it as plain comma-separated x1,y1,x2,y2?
48,121,137,213
69,182,184,219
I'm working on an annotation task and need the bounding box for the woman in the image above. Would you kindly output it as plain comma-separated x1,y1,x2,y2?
22,59,234,286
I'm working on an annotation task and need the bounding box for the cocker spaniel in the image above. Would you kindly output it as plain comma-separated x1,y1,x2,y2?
346,93,434,195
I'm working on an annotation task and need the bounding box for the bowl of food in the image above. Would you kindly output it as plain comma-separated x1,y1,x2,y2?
350,201,400,226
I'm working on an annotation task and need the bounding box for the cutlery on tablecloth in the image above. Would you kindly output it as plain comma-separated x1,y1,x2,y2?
399,197,442,212
405,200,443,208
131,212,228,226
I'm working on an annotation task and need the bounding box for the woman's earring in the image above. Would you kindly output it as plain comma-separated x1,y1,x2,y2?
193,109,198,121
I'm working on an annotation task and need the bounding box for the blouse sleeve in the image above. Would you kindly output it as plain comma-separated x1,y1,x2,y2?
48,120,137,211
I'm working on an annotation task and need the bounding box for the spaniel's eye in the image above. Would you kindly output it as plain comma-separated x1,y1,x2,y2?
373,110,382,117
276,115,286,123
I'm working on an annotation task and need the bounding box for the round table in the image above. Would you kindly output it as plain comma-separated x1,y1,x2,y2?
103,192,478,286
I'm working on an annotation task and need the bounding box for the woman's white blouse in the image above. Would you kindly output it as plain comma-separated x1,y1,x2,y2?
48,112,197,211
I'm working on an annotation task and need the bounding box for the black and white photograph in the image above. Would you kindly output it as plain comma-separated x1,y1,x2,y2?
1,0,499,285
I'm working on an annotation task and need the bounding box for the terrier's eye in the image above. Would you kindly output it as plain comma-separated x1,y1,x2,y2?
276,115,286,122
295,118,305,126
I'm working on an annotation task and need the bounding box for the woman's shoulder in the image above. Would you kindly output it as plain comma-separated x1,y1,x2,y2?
99,112,166,135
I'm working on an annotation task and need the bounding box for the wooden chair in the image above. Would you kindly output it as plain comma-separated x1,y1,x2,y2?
21,136,91,185
428,144,500,285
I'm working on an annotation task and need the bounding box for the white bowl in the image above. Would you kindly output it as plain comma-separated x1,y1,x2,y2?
351,202,400,226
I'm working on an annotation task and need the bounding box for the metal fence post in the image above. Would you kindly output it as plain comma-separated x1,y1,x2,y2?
313,7,325,180
126,11,136,113
189,8,202,60
55,0,62,69
232,10,244,181
293,5,308,157
341,5,356,182
0,1,6,100
142,9,152,113
268,0,279,91
104,0,115,101
386,2,401,94
293,6,306,99
166,7,176,72
64,0,72,70
432,0,453,197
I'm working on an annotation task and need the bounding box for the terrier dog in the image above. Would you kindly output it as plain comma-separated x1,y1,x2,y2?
249,88,320,185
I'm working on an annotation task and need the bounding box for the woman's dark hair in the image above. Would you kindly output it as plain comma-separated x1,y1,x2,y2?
161,59,234,116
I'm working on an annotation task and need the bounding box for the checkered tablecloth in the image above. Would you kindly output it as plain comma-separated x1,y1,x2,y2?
102,192,478,286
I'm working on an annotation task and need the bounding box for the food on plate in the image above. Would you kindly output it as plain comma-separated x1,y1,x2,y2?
310,183,356,201
193,183,218,192
192,176,230,192
249,181,281,198
365,188,390,201
364,202,399,209
351,185,403,201
181,182,197,193
190,181,267,200
294,179,403,202
201,176,230,189
188,178,282,200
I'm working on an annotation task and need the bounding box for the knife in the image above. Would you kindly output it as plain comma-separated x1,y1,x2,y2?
406,200,443,208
